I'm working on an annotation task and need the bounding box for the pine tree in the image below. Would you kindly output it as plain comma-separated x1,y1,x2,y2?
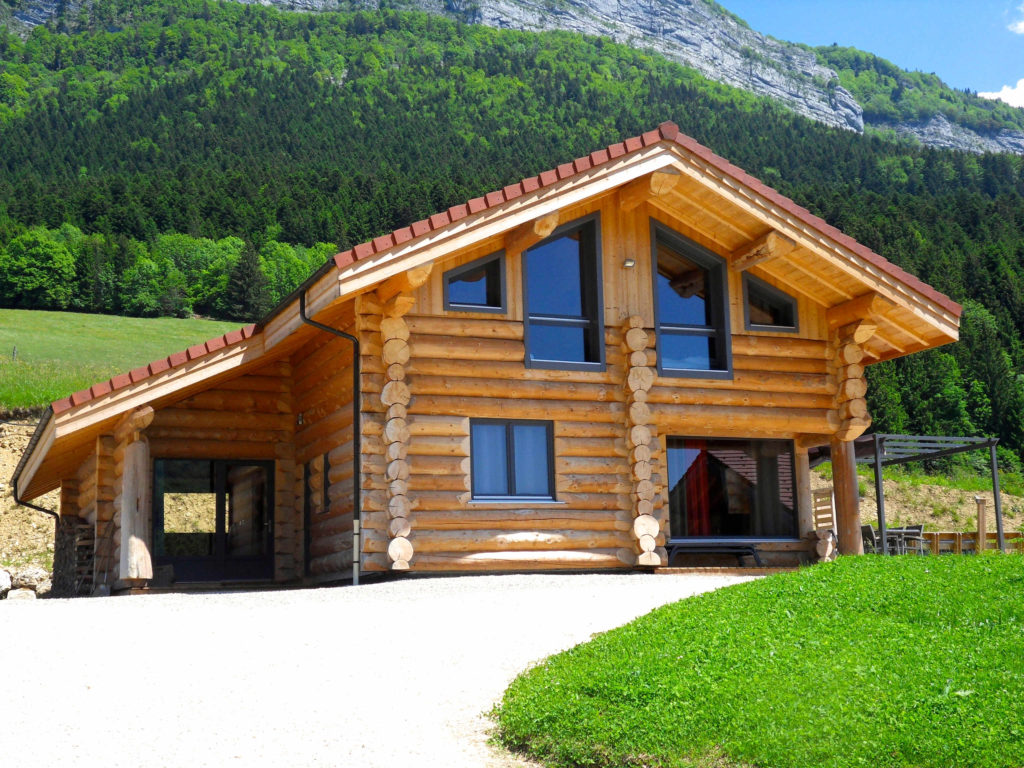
218,246,272,322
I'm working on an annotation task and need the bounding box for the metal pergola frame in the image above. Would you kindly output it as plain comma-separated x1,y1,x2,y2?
860,434,1004,555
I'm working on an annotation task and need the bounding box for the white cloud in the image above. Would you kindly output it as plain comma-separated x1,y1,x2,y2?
979,79,1024,108
1010,3,1024,32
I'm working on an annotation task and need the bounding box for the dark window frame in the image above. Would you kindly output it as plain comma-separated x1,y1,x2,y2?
152,457,275,582
742,273,799,334
443,250,507,314
522,213,606,372
470,418,556,502
650,220,732,380
665,436,800,542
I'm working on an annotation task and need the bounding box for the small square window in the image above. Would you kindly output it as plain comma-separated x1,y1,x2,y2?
443,251,506,313
743,274,798,332
470,419,554,500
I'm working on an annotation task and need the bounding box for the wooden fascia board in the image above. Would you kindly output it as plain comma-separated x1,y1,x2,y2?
663,146,960,340
50,337,266,444
333,147,679,304
13,415,56,502
262,267,341,352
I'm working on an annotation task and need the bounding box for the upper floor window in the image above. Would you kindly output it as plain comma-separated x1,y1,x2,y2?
523,215,604,371
651,222,731,378
444,251,506,313
743,273,798,332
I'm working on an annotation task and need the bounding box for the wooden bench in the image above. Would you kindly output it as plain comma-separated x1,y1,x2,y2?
665,540,763,567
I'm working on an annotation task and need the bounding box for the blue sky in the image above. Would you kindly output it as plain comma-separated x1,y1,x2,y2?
722,1,1024,107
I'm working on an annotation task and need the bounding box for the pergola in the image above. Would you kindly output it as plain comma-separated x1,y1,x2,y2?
811,434,1005,555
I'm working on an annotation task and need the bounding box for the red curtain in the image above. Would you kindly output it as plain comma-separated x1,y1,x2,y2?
684,441,711,536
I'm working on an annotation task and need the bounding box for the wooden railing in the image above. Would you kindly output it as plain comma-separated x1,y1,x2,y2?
920,530,1024,555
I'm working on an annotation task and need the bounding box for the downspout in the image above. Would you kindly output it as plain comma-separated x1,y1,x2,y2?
299,291,361,586
10,407,58,520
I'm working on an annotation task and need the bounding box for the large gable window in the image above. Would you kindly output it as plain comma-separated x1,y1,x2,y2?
651,223,730,378
523,215,604,370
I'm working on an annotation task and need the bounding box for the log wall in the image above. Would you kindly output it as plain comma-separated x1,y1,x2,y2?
375,191,830,570
290,327,357,579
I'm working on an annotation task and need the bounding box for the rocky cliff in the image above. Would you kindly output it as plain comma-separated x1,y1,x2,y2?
7,0,1024,154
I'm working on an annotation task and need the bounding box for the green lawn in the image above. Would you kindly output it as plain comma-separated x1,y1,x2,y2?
495,556,1024,768
0,309,241,412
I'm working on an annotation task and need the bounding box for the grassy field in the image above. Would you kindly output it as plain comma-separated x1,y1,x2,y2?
495,556,1024,768
0,309,241,412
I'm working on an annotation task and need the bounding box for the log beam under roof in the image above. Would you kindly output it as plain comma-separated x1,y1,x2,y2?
730,229,796,272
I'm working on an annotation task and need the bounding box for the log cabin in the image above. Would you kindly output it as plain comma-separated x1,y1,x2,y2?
11,122,961,594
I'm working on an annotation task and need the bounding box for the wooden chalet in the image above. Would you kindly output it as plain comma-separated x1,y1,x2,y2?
12,123,961,594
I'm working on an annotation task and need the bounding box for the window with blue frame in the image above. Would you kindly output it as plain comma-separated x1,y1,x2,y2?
523,216,604,370
651,222,731,378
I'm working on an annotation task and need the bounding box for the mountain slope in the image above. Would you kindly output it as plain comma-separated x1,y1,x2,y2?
6,0,1024,154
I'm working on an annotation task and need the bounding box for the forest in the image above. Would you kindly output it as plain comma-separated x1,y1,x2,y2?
2,0,1024,467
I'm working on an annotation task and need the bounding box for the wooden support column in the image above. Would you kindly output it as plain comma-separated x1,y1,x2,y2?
376,290,419,571
794,446,814,538
618,316,666,567
830,436,863,555
94,434,117,591
113,407,156,585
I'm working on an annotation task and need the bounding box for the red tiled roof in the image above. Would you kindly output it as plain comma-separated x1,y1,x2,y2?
50,121,961,417
50,324,257,415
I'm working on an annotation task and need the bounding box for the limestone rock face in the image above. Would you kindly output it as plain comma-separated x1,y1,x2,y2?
5,0,1023,154
6,588,36,601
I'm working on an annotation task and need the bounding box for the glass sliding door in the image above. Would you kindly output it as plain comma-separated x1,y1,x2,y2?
153,459,274,582
666,438,797,539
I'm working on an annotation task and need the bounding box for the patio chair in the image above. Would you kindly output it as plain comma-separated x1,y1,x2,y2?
901,524,925,555
861,524,880,554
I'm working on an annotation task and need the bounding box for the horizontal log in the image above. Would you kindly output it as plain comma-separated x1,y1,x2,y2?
173,391,290,414
407,414,470,437
409,395,624,422
310,512,355,538
553,421,624,439
407,473,472,492
148,439,278,460
731,336,828,359
653,369,835,395
152,409,293,431
556,474,631,495
309,550,354,576
403,549,630,571
410,455,471,476
554,437,628,458
733,355,827,375
217,375,291,393
309,533,352,559
646,387,834,410
556,455,629,475
401,374,621,403
147,427,289,444
409,334,524,362
296,409,354,455
408,434,470,457
403,508,620,531
655,403,839,434
405,315,523,340
363,528,632,553
365,356,618,386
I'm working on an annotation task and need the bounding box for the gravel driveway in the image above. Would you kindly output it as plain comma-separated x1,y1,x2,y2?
0,572,754,767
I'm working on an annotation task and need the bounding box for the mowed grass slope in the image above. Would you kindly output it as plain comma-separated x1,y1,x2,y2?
0,309,241,412
496,556,1024,768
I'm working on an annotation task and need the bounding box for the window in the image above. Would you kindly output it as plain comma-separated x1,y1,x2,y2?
651,222,730,377
471,419,554,500
523,215,604,370
153,459,274,581
665,438,798,539
444,251,506,313
744,274,798,332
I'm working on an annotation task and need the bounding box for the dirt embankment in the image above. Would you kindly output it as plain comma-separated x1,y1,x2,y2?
1,419,56,570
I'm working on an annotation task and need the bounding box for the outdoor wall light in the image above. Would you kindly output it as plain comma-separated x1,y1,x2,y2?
623,258,636,268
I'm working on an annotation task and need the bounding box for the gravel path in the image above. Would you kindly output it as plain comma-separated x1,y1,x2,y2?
0,572,755,767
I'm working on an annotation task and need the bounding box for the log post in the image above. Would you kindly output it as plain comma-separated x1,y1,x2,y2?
378,292,416,570
113,407,156,586
975,496,987,553
794,446,814,538
830,436,862,555
620,316,665,567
